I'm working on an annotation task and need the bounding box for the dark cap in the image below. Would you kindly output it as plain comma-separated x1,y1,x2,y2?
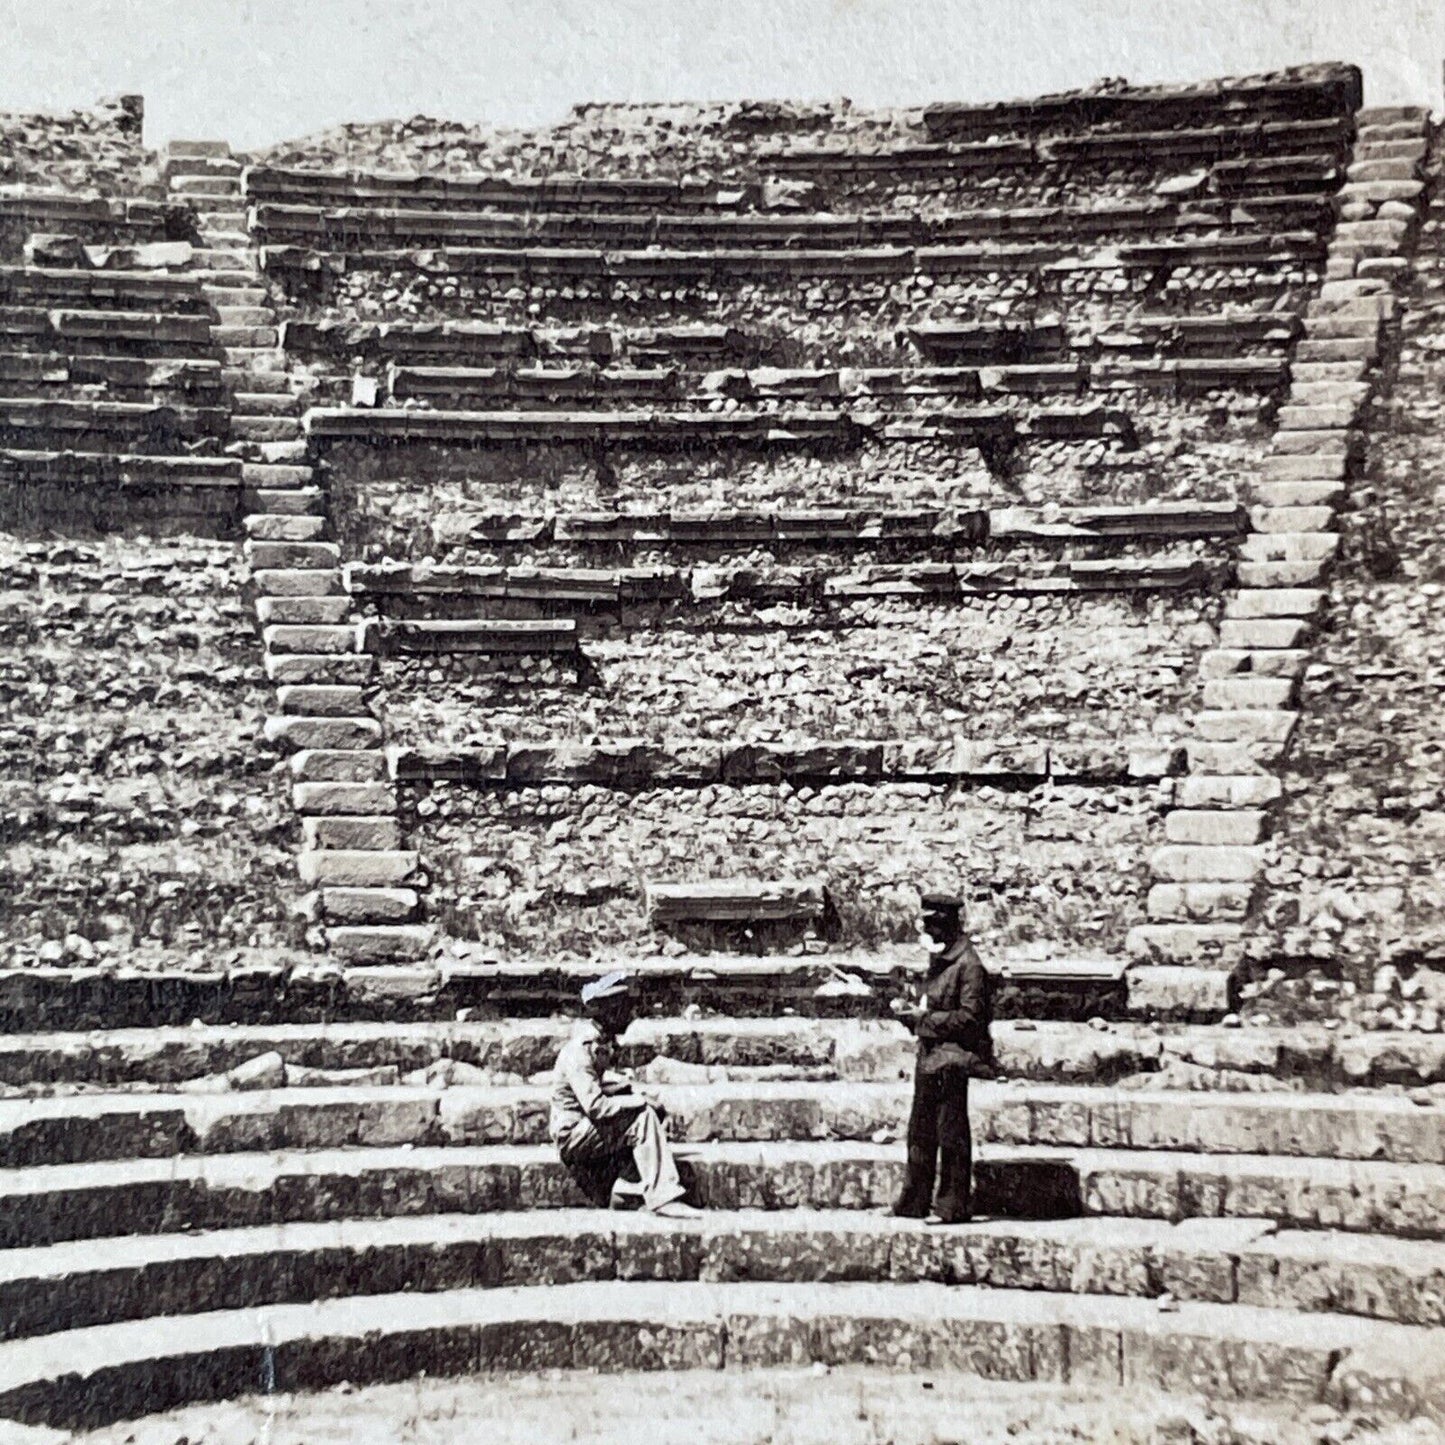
921,893,965,914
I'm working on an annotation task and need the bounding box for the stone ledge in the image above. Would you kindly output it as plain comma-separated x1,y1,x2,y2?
244,165,767,212
390,738,1185,788
646,879,825,924
260,232,1324,281
301,404,1132,449
363,618,579,655
282,318,757,365
0,1276,1425,1432
345,557,1210,606
251,195,1333,252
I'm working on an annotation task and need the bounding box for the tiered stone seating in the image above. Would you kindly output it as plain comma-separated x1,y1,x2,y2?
8,68,1444,1433
0,1007,1442,1427
0,262,240,531
235,67,1372,1006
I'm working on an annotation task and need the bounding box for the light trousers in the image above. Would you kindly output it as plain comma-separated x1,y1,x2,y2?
557,1103,687,1212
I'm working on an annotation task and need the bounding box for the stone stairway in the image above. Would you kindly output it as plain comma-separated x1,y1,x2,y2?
164,141,434,967
1137,106,1434,1016
0,1014,1441,1428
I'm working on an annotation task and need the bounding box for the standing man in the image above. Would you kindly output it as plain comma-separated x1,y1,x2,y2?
890,893,995,1225
549,970,701,1219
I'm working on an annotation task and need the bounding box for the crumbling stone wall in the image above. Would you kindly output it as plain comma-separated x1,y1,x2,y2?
382,596,1211,751
411,779,1159,958
329,433,1257,544
0,95,155,196
1260,127,1445,1022
0,537,297,970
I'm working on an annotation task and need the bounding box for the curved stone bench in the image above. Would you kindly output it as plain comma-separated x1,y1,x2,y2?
0,1277,1430,1432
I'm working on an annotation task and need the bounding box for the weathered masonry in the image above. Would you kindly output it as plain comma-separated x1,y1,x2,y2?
0,67,1443,1431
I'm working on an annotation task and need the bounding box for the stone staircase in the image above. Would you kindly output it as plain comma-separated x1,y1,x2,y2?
0,1014,1441,1428
164,141,433,967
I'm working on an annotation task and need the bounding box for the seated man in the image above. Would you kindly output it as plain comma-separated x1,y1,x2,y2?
549,970,701,1219
890,893,995,1225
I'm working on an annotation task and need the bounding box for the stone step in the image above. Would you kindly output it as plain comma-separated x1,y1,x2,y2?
0,1080,1440,1171
221,345,282,367
1223,588,1325,620
233,391,298,416
289,748,389,783
1147,882,1255,923
1174,775,1282,808
302,815,404,851
263,652,375,685
214,305,272,326
290,779,395,812
1201,678,1297,710
296,850,421,887
1199,649,1309,680
315,885,420,923
1249,481,1344,509
212,324,280,348
1124,923,1246,964
276,686,372,720
164,139,232,159
1150,845,1265,883
0,954,1134,1028
224,367,293,392
262,716,382,751
1236,559,1329,587
1,1210,1441,1352
230,413,301,441
1163,808,1268,845
1124,964,1235,1018
249,568,342,596
241,462,314,487
244,538,339,569
242,513,324,541
169,174,243,196
1236,534,1335,566
261,623,359,654
255,595,352,625
1218,618,1313,650
236,435,309,462
251,486,322,515
197,270,257,294
325,923,437,962
3,1141,1443,1250
0,1277,1426,1432
190,267,258,286
1,1017,1440,1093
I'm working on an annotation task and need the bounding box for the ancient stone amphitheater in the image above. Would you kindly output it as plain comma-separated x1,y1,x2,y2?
0,61,1443,1438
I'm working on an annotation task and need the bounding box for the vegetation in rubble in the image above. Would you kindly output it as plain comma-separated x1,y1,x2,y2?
62,1368,1442,1445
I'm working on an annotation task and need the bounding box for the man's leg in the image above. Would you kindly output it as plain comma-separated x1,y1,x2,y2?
621,1104,688,1211
933,1075,973,1223
893,1068,939,1217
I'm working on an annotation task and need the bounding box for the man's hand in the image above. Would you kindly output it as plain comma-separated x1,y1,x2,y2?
890,997,927,1024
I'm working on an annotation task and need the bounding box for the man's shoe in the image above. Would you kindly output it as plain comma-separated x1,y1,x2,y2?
925,1213,971,1227
652,1200,702,1219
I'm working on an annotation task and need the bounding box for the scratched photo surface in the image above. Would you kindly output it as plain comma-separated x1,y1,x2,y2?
0,2,1441,1441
